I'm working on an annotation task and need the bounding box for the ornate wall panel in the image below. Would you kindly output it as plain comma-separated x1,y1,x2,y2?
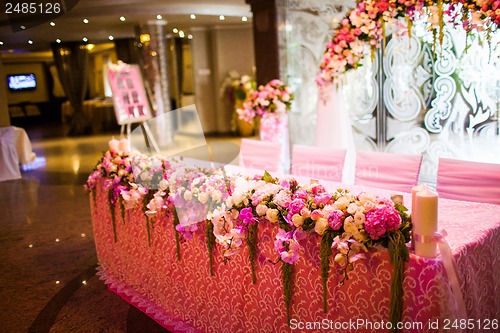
282,0,355,145
283,3,500,183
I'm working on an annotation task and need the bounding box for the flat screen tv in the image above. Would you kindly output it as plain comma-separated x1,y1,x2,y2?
7,73,37,91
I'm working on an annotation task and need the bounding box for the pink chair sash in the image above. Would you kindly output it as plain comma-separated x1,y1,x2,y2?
239,139,282,173
355,150,422,193
291,144,346,182
437,158,500,205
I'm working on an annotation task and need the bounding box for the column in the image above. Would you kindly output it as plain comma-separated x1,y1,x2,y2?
245,0,282,85
0,59,10,127
136,20,174,144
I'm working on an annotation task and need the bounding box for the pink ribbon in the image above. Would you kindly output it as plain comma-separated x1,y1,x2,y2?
415,230,468,324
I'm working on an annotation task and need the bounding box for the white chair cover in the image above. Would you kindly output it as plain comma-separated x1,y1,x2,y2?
291,144,346,182
239,138,282,174
437,158,500,205
355,150,423,193
0,127,21,181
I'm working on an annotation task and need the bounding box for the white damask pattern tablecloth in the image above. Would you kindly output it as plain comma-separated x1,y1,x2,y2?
90,177,500,333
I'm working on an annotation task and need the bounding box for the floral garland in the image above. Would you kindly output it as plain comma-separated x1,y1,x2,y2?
316,0,499,86
236,79,294,124
86,150,412,328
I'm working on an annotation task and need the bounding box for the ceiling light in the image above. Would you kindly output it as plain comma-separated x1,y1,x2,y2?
56,39,61,43
179,30,185,38
21,25,26,29
50,21,56,26
188,34,193,39
140,34,150,43
108,35,114,41
219,15,225,21
0,41,3,45
83,37,88,42
156,15,162,20
190,14,196,20
173,28,178,33
120,16,126,22
83,18,89,24
28,40,33,44
242,16,248,22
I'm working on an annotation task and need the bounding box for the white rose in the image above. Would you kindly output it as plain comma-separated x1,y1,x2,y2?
183,190,192,201
292,214,304,228
159,179,169,191
198,192,208,204
314,217,329,235
256,204,267,216
265,209,279,223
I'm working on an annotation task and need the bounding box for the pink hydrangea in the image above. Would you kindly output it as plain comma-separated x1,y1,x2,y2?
364,205,401,240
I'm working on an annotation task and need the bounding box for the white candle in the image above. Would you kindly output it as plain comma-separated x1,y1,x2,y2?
411,184,429,250
108,137,119,151
118,138,129,154
411,184,429,214
414,189,438,258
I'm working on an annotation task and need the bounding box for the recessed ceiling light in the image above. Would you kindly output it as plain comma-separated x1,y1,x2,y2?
156,15,162,20
242,16,248,22
28,40,33,44
173,28,178,33
56,39,61,43
20,25,26,29
179,30,185,38
83,37,88,42
0,41,3,45
188,34,193,39
50,21,56,26
219,15,225,21
108,35,114,41
120,16,126,22
83,18,89,24
190,14,196,20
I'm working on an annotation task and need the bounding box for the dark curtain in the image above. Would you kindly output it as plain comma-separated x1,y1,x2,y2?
114,38,141,64
51,42,90,136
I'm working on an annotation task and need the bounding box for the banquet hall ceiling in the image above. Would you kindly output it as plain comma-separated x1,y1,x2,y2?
0,0,251,53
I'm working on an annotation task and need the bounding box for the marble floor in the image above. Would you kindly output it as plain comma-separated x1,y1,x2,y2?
0,123,243,333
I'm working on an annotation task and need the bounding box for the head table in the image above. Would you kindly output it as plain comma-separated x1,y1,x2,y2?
89,164,499,333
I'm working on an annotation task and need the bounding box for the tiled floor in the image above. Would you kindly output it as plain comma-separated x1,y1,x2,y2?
0,122,244,333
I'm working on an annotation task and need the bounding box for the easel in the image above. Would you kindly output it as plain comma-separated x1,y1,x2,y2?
120,122,160,155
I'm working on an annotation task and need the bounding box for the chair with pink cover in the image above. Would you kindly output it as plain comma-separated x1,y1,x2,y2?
239,138,283,173
437,158,500,205
291,144,346,182
355,150,423,192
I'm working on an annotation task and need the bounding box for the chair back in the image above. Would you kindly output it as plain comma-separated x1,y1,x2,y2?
291,144,346,182
437,158,500,205
239,139,282,173
355,150,422,192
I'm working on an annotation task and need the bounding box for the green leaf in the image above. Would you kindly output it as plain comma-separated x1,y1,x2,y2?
262,170,274,183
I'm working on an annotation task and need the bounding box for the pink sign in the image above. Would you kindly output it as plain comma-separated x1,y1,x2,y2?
108,64,152,125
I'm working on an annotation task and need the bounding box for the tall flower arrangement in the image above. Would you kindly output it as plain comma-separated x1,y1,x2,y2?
236,79,294,124
316,0,498,86
221,72,257,135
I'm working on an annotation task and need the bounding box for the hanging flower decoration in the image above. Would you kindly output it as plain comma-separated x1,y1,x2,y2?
87,148,412,329
316,0,499,87
237,79,294,124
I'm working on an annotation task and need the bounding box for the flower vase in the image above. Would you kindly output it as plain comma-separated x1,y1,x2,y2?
235,99,254,137
237,118,254,137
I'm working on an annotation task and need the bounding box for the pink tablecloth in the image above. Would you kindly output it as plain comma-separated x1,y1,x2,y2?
90,178,500,333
